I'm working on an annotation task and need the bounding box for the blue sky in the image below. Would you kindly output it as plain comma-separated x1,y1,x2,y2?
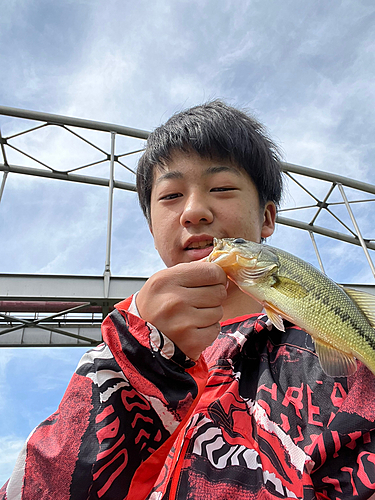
1,0,375,483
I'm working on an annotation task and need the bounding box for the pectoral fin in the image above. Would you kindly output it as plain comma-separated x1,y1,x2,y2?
314,339,357,377
272,276,309,299
264,305,285,332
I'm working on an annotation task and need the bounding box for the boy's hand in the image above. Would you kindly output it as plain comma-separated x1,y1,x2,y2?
136,261,228,360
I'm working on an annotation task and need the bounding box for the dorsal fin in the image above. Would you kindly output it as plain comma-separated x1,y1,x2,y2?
342,286,375,328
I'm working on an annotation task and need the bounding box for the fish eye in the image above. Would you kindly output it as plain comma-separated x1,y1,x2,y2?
233,238,247,244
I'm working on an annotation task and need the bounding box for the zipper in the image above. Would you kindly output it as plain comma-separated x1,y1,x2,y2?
168,428,192,500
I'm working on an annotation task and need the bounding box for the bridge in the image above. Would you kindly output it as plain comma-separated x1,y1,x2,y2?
1,106,374,347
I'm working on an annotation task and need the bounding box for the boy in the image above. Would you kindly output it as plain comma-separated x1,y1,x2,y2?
3,101,375,499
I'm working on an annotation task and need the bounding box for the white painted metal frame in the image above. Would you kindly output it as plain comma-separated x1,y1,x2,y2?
0,106,374,346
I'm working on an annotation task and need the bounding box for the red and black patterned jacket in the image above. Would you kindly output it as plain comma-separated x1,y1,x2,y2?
2,295,375,499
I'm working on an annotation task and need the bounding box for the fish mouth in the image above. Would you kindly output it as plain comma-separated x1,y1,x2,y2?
207,238,238,266
208,249,238,266
207,237,259,269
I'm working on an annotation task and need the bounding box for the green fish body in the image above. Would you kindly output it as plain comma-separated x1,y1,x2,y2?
208,237,375,377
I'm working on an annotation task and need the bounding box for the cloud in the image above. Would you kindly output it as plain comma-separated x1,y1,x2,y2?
0,351,15,411
0,344,88,487
0,435,26,486
1,2,375,482
0,346,87,484
0,1,95,110
1,0,374,280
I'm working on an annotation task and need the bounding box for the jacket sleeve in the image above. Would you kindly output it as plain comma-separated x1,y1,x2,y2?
1,295,208,500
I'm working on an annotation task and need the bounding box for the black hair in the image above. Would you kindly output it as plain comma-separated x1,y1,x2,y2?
136,100,283,223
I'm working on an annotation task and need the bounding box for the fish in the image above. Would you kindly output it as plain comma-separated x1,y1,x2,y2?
207,237,375,377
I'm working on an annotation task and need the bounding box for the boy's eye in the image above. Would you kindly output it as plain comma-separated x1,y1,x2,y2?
160,193,182,200
211,187,236,192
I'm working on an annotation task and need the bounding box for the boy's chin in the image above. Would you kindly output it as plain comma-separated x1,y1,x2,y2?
185,246,214,261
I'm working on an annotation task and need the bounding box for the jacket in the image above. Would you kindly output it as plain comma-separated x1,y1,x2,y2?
2,295,375,499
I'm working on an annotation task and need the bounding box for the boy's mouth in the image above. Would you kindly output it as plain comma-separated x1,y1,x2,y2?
183,238,214,260
185,239,213,250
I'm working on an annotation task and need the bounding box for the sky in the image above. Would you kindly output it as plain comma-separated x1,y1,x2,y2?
1,0,375,483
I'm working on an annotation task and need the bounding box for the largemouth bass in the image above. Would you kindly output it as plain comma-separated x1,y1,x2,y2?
208,237,375,377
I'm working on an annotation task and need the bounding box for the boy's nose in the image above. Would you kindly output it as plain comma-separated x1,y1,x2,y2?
180,196,214,226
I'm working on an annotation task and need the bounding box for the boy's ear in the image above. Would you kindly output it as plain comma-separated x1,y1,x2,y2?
261,201,276,239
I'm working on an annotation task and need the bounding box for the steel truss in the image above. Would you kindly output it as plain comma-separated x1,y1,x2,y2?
0,106,374,346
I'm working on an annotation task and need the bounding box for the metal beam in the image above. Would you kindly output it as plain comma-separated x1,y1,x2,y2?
337,183,375,278
282,162,375,196
0,273,147,302
0,274,148,347
0,163,137,191
276,216,375,250
103,132,116,298
0,301,102,313
2,162,374,196
0,105,150,139
0,325,102,347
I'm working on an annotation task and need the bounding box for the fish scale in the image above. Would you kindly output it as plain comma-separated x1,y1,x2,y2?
276,250,370,343
208,237,375,377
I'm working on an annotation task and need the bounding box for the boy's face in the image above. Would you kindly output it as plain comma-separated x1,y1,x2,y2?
149,150,276,268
